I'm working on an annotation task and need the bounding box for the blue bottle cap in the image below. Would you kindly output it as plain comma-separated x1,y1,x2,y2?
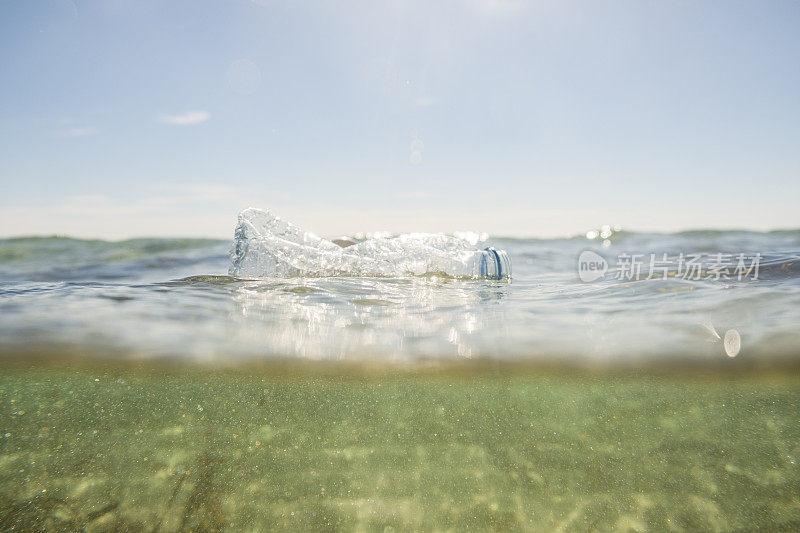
483,247,511,280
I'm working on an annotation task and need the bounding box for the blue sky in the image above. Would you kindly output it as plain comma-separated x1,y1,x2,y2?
1,0,798,239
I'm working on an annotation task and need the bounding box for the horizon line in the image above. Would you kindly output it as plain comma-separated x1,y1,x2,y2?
2,225,800,244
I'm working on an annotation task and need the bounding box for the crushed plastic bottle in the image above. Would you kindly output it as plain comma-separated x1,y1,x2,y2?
229,208,511,280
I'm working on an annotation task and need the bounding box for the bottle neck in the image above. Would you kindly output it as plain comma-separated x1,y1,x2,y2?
482,247,511,280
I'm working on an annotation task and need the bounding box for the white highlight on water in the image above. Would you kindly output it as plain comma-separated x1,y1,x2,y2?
724,329,741,357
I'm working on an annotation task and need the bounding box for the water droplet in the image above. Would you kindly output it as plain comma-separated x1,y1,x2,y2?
724,329,741,357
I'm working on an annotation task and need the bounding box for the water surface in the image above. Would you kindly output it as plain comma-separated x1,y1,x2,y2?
1,230,799,364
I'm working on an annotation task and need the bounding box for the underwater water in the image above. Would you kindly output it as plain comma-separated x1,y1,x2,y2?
1,227,800,530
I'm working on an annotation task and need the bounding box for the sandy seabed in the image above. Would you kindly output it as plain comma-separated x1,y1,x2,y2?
1,361,799,532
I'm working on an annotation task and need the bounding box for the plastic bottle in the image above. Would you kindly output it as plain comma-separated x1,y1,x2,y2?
229,208,511,280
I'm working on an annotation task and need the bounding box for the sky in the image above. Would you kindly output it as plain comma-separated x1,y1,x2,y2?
1,0,799,239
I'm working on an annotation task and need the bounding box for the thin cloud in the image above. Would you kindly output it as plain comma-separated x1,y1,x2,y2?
157,110,210,126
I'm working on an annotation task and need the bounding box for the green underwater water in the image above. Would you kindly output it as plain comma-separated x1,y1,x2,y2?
1,363,799,532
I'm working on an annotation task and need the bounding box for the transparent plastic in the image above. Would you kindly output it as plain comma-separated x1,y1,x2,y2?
229,208,511,280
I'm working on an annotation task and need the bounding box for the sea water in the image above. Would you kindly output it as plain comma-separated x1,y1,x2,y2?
1,226,798,363
1,225,799,530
